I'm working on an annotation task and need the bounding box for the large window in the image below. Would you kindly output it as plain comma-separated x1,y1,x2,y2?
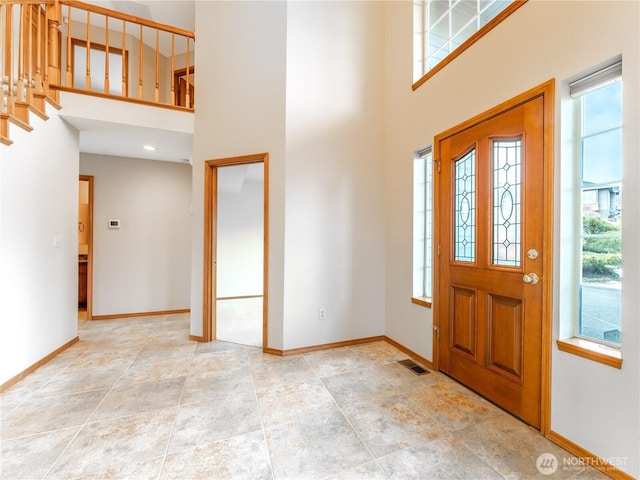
413,147,433,306
413,0,524,87
572,62,623,346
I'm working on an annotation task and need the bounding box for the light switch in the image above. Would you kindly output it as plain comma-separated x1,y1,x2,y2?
53,234,62,248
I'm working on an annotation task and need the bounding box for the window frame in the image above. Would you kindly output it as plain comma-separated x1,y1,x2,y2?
412,0,528,91
412,146,433,308
71,38,129,95
557,60,623,369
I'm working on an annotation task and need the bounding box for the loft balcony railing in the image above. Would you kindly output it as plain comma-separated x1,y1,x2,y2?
2,0,195,144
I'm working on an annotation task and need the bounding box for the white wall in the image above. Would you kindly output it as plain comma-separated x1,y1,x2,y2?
282,1,387,349
1,105,79,385
383,0,639,476
192,1,386,350
191,1,287,346
217,166,264,298
80,154,191,316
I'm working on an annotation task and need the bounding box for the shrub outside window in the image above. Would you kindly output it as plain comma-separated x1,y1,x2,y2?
574,68,623,346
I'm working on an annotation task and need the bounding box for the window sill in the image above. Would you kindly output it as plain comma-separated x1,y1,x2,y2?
556,337,622,369
411,297,432,308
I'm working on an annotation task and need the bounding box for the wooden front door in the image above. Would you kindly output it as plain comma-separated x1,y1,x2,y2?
434,83,553,429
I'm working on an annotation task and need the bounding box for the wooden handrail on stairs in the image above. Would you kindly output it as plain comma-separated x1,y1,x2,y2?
1,0,195,146
2,1,53,145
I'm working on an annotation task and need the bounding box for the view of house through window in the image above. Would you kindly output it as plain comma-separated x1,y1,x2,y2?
413,0,515,82
573,64,622,345
413,147,433,302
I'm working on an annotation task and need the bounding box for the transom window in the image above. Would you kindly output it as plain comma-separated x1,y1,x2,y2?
413,0,524,87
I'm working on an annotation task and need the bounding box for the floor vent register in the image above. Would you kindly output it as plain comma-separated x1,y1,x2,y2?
398,359,430,376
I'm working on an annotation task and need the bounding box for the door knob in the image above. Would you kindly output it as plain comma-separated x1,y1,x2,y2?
523,273,539,285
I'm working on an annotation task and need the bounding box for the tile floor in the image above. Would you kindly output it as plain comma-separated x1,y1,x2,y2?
216,297,263,348
0,313,609,480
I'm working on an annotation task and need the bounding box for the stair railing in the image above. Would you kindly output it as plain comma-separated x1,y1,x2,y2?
2,2,53,132
2,0,194,145
57,0,195,110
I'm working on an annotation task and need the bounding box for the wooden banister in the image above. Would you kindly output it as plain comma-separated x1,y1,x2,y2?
137,24,142,100
26,4,33,103
36,4,43,94
65,3,71,86
58,0,193,108
6,4,15,113
104,16,109,94
121,19,126,96
47,0,61,96
60,0,194,39
17,4,24,103
170,33,175,105
185,36,190,108
154,28,159,103
2,0,194,146
84,10,90,89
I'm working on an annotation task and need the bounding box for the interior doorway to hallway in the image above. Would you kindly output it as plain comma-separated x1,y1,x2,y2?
78,175,94,323
203,154,269,350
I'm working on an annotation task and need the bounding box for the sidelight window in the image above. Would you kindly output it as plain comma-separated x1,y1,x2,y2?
573,66,623,346
413,147,433,305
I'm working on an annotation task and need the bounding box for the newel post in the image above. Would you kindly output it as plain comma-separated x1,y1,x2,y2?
46,0,61,101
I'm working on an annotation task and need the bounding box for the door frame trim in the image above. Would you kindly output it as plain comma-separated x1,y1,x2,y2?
203,153,269,351
432,80,554,435
79,175,94,320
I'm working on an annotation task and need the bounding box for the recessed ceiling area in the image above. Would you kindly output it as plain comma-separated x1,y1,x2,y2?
62,115,193,163
58,1,195,164
59,91,193,163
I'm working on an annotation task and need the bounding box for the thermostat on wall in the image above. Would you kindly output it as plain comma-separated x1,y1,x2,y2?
108,219,121,229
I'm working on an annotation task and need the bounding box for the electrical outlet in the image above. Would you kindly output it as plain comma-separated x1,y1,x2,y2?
318,308,326,320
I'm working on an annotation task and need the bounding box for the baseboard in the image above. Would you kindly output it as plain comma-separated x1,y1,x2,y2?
0,336,79,392
274,335,387,356
384,336,434,370
548,430,636,480
188,334,206,342
262,335,434,369
92,308,190,320
264,347,284,356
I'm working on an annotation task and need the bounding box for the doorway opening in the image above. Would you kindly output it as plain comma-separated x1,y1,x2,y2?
203,153,269,350
78,175,94,322
174,66,194,108
433,81,554,434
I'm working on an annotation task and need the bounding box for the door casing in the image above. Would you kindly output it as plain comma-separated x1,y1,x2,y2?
203,153,269,350
79,175,94,320
432,80,554,435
